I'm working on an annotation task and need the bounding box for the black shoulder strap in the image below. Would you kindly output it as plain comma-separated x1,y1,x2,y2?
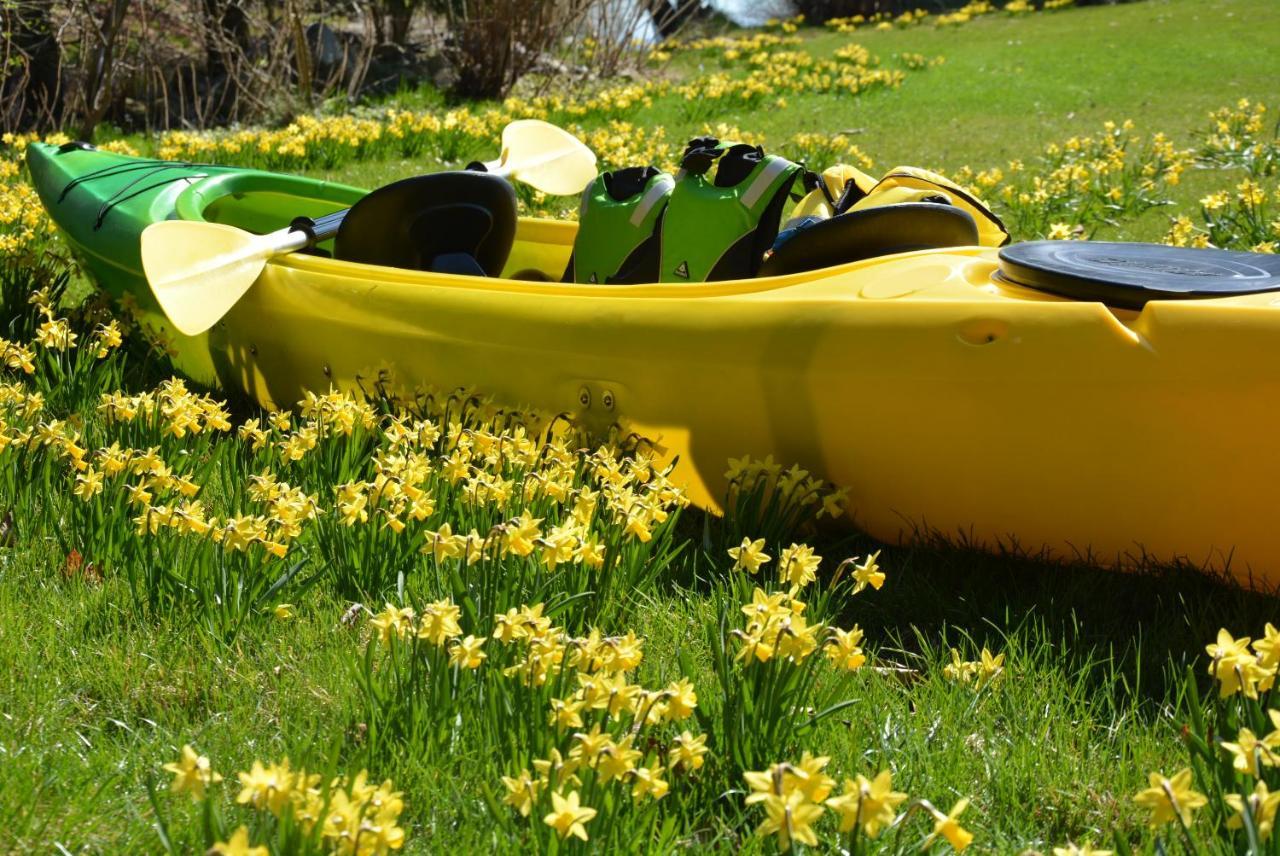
833,178,868,215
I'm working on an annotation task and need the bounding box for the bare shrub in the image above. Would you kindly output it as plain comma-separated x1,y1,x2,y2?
576,0,704,80
0,1,66,131
427,0,595,99
0,0,378,136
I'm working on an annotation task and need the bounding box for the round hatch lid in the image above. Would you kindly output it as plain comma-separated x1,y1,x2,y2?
998,241,1280,309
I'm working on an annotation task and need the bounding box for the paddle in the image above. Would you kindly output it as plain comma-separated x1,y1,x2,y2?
141,119,597,336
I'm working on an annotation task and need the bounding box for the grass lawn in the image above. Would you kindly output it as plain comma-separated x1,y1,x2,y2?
320,0,1280,243
3,1,1280,854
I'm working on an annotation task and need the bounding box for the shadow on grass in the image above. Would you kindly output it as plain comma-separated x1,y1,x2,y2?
831,528,1279,707
679,497,1278,709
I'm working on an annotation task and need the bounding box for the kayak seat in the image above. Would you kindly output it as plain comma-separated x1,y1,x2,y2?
998,241,1280,309
758,203,980,278
333,171,516,276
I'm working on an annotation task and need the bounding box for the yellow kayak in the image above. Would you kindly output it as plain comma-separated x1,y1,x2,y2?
28,142,1280,587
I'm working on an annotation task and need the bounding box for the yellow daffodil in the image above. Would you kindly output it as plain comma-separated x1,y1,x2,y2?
824,770,906,837
501,769,542,817
1254,623,1280,670
570,725,612,766
924,798,974,851
417,599,462,646
777,543,821,589
819,487,849,519
35,317,77,350
728,537,770,574
827,626,867,671
72,467,104,501
370,603,416,645
976,648,1005,687
1207,628,1271,697
236,759,295,815
662,678,698,721
502,510,542,557
533,748,581,789
630,758,670,801
543,789,597,841
1133,768,1207,828
162,744,222,800
548,696,585,731
210,826,267,856
1221,727,1278,776
597,736,643,783
1053,843,1112,856
669,730,708,772
850,550,885,593
448,634,487,669
755,790,824,851
1226,780,1280,839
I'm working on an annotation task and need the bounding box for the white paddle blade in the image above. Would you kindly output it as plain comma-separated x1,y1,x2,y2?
496,119,598,196
141,221,277,336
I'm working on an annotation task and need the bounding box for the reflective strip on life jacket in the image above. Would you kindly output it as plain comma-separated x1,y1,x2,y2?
629,174,676,227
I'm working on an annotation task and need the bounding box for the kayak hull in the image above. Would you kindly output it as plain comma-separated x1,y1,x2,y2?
28,143,1280,587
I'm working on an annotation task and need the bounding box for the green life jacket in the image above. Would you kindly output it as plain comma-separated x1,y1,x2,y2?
568,167,675,284
659,138,803,283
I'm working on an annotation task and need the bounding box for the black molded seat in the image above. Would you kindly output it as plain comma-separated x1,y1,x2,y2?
334,171,516,276
759,203,980,278
998,241,1280,309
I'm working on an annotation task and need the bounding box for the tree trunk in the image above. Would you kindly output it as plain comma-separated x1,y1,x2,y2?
77,0,133,140
386,0,416,46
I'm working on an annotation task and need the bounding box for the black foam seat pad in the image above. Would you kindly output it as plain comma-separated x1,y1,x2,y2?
760,203,980,278
998,241,1280,309
334,171,517,276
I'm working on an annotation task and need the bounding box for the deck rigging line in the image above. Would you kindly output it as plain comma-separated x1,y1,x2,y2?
56,154,234,230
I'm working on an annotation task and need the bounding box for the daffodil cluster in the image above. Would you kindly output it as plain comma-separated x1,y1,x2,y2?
942,647,1006,689
1166,177,1279,253
1198,98,1278,177
742,755,975,853
723,454,850,546
493,608,710,845
989,119,1194,240
0,277,126,415
825,6,974,34
784,131,875,172
1206,625,1280,699
1134,622,1280,848
301,388,688,603
160,746,406,856
937,1,998,26
709,533,885,778
354,595,709,847
674,49,906,122
0,134,59,255
671,31,803,57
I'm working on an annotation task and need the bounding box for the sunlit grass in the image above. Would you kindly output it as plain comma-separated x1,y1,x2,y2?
2,1,1280,852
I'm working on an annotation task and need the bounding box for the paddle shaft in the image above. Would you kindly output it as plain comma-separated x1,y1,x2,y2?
287,208,348,246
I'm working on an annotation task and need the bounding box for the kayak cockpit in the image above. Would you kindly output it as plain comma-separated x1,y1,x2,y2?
176,168,576,282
